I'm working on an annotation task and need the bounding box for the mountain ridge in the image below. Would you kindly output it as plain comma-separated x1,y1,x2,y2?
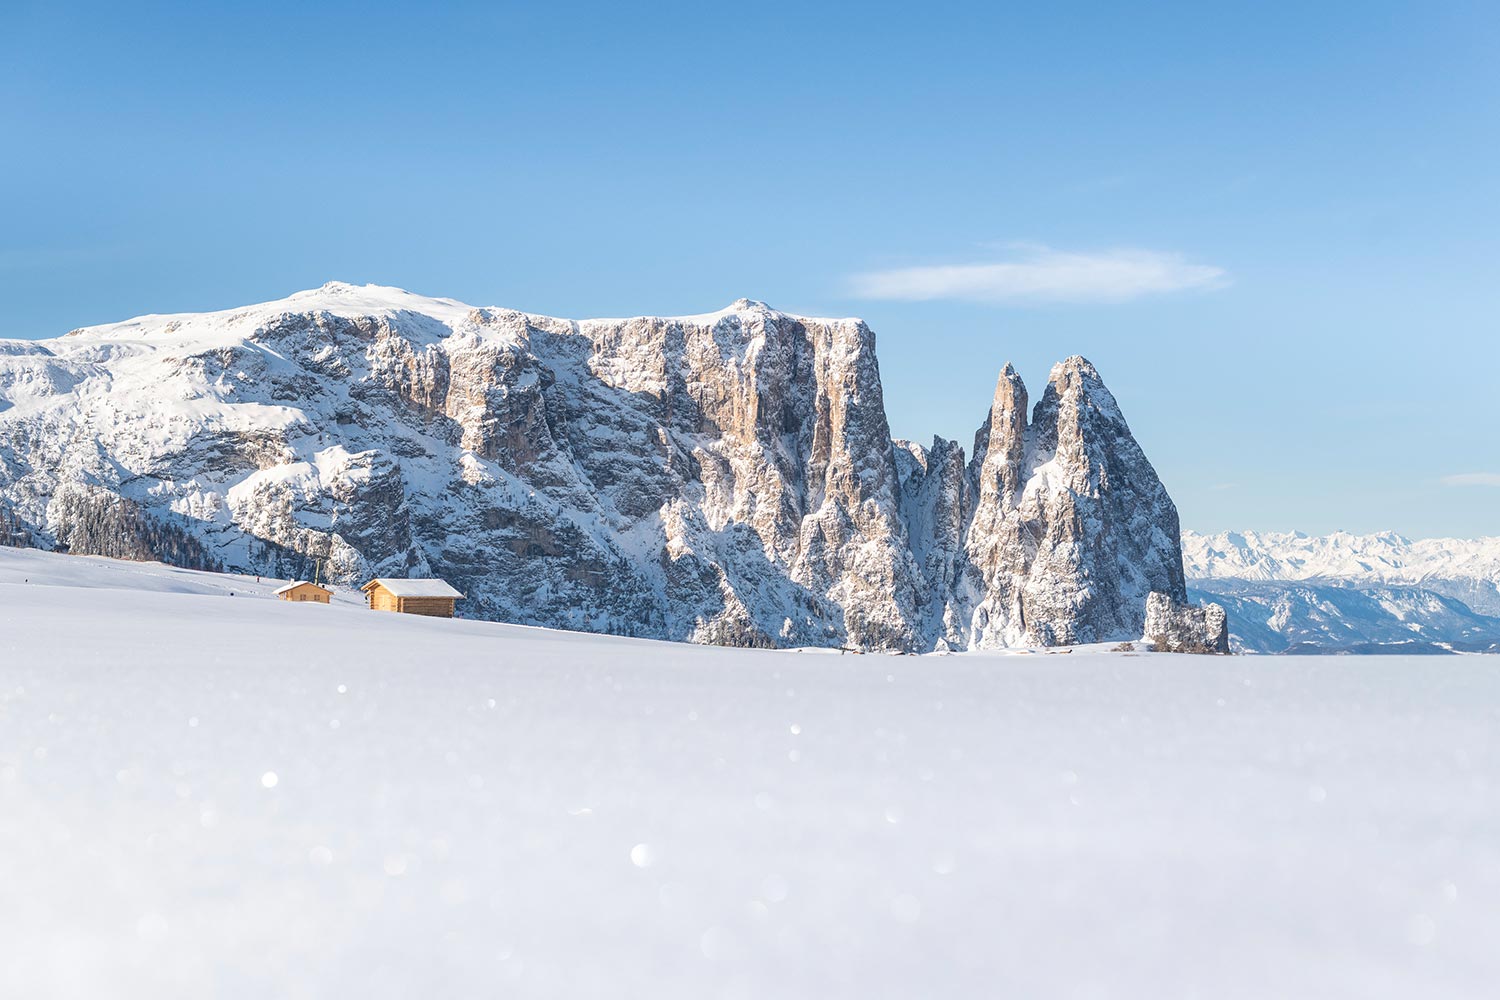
1183,528,1500,615
1182,528,1500,652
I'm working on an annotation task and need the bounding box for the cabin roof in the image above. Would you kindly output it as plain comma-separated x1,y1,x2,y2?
274,580,331,595
360,577,464,599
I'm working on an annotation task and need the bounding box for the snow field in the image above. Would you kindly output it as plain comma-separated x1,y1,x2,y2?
1,548,1497,998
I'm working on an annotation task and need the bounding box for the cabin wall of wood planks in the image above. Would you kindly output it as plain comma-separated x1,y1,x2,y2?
367,588,400,612
395,596,457,618
363,584,457,618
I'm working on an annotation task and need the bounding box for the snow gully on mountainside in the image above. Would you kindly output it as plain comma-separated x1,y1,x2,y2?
0,283,1224,652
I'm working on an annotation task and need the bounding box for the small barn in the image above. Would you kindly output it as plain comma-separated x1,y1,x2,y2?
361,578,463,618
275,580,332,604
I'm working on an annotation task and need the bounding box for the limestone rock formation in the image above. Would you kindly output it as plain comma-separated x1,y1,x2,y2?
1144,591,1231,653
0,282,1226,652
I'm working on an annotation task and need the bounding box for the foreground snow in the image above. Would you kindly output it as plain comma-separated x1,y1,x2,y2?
1,550,1497,998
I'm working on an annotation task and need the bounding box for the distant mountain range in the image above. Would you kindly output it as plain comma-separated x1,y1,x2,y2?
1183,530,1500,654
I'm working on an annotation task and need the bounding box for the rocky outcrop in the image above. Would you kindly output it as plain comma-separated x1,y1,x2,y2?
0,282,1226,652
1144,591,1231,654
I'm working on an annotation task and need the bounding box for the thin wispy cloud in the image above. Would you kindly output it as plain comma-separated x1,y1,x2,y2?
1441,473,1500,488
848,245,1228,305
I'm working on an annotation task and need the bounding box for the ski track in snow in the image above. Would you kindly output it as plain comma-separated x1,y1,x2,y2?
1,547,1497,998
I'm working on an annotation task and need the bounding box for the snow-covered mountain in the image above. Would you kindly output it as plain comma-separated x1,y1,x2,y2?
1183,530,1500,606
1183,529,1500,652
1187,580,1500,655
0,282,1222,652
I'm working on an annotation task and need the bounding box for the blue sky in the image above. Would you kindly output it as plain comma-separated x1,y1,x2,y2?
4,1,1497,537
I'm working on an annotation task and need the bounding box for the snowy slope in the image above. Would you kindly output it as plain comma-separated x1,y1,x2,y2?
0,544,365,605
2,547,1497,998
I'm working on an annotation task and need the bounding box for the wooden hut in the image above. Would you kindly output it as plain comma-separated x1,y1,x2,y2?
361,578,463,618
274,580,333,604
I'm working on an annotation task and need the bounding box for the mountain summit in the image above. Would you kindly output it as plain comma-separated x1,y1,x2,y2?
0,284,1223,652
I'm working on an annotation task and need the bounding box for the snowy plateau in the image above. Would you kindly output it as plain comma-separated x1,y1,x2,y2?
3,547,1499,999
0,282,1223,654
1184,530,1500,654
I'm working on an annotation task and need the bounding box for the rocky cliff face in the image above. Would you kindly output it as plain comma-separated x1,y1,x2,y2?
0,282,1222,651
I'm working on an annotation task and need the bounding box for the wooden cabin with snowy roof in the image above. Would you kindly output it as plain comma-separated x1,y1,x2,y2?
275,580,332,604
361,578,463,618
